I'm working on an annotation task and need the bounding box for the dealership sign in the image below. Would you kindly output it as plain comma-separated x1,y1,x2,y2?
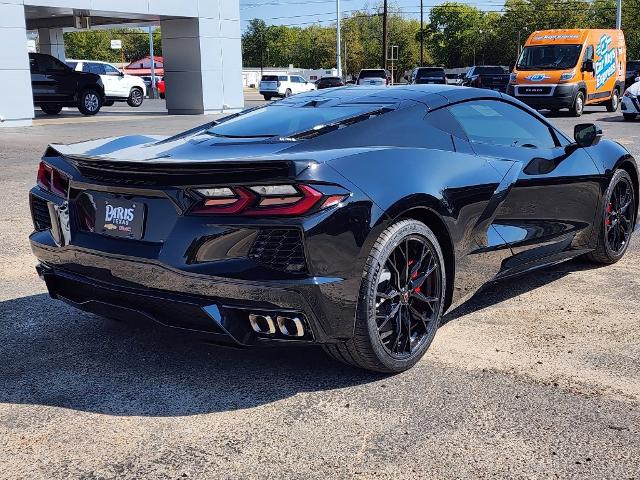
111,39,122,50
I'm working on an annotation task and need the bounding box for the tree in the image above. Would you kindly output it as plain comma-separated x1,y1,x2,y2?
64,28,161,63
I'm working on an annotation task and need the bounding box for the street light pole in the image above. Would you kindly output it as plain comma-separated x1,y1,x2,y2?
382,0,388,69
616,0,622,29
336,0,342,77
148,26,156,99
420,0,424,66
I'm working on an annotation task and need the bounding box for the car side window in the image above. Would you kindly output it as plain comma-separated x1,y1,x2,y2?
104,64,121,75
84,63,106,75
584,45,594,61
39,55,67,73
447,100,557,149
291,76,300,83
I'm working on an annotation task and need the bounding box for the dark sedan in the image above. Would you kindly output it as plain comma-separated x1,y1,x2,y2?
29,86,638,373
316,77,345,89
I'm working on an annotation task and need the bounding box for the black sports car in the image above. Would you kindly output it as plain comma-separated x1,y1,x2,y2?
29,85,638,373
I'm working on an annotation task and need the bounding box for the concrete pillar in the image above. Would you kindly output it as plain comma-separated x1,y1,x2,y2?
161,1,243,114
0,2,33,127
38,27,65,60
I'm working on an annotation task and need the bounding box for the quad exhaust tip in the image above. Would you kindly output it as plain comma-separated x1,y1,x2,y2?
276,315,305,337
248,313,305,337
249,314,276,335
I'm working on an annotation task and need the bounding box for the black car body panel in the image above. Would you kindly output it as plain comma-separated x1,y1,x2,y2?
29,85,639,347
29,53,105,108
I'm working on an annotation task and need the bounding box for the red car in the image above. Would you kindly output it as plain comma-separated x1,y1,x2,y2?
157,77,165,99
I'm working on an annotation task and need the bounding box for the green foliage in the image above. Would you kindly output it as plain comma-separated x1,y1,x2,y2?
242,0,640,75
64,28,162,63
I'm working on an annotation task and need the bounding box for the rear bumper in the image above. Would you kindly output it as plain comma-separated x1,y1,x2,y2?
32,247,352,346
507,83,577,109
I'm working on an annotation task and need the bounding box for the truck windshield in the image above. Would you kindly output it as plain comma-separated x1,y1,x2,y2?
517,44,583,70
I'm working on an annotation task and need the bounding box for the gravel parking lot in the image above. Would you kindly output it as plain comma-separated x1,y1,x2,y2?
1,99,639,479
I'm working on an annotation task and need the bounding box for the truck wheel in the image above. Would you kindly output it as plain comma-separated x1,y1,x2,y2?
606,88,620,112
40,104,62,115
77,89,102,116
571,91,585,117
127,87,144,107
285,89,292,97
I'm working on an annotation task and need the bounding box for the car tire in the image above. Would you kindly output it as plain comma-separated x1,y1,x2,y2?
40,104,63,115
127,87,144,108
285,89,292,97
263,95,272,101
606,88,620,112
571,91,585,117
623,113,636,121
323,219,447,373
586,169,636,265
77,89,102,116
160,92,165,99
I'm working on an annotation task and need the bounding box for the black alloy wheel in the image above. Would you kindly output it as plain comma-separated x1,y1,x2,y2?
375,235,442,358
604,174,634,254
323,220,446,373
587,169,636,264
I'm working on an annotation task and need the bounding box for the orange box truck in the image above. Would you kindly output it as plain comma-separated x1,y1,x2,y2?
507,29,626,116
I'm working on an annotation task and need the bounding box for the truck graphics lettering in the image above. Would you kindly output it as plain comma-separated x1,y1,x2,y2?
595,34,617,89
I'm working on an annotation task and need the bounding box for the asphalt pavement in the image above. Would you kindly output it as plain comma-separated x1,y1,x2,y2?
0,96,639,479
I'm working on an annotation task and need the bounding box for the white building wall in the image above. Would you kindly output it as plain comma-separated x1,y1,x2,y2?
0,0,243,127
0,1,33,127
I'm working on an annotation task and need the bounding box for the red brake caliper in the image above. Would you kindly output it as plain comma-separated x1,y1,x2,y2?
408,259,421,293
605,203,612,226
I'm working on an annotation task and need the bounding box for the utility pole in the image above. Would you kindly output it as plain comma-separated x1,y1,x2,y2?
336,0,342,78
420,0,424,67
382,0,388,69
616,0,622,29
148,26,156,99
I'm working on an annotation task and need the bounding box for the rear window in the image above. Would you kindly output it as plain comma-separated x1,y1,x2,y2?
417,68,445,78
261,75,279,81
474,66,506,75
359,70,386,79
207,104,391,138
321,77,342,84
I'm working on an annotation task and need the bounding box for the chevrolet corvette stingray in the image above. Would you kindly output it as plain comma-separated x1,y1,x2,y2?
29,85,638,373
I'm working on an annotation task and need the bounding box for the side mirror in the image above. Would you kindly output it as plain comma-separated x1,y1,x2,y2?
582,59,594,73
574,123,602,148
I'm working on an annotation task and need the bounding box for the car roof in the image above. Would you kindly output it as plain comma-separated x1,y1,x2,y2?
279,84,502,108
65,59,115,65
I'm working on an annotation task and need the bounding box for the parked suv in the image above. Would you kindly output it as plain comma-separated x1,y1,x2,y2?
259,74,316,100
30,53,105,115
409,67,447,84
356,69,390,86
66,60,146,107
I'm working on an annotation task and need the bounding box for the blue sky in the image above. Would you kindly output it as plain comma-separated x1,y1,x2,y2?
239,0,505,30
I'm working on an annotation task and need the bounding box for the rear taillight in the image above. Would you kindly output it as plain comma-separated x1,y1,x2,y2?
191,184,348,216
37,161,69,197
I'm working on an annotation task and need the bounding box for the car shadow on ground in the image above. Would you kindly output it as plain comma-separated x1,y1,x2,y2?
0,293,383,417
442,257,603,325
0,259,606,417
